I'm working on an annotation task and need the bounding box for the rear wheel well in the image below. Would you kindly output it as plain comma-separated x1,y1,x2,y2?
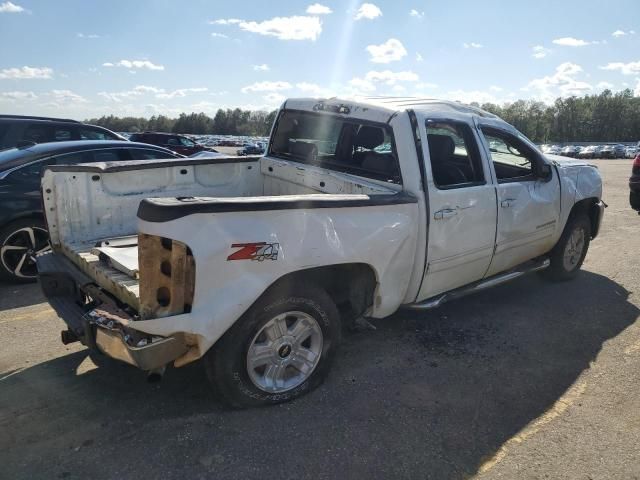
568,197,600,238
262,264,378,323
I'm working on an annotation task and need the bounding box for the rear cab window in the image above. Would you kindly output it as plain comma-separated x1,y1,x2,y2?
269,110,402,184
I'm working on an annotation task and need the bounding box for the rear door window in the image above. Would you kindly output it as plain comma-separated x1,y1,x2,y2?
22,124,53,143
54,126,74,141
425,121,485,188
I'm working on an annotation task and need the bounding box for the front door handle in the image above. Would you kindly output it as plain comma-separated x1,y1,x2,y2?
434,208,458,220
501,198,516,208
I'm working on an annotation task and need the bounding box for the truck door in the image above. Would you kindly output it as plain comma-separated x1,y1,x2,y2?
477,126,560,276
417,119,497,300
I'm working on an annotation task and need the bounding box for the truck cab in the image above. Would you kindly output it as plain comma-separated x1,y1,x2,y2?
37,98,604,407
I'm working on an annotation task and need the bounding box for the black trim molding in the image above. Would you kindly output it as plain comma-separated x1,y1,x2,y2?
138,192,418,223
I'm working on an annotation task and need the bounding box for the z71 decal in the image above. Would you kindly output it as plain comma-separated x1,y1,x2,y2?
227,242,280,262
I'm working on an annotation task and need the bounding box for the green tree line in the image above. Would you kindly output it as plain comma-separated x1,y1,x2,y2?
86,108,278,137
87,90,640,143
475,89,640,143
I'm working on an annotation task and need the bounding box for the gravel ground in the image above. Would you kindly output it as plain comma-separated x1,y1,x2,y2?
1,159,638,480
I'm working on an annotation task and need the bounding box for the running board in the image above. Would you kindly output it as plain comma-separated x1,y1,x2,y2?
404,258,550,311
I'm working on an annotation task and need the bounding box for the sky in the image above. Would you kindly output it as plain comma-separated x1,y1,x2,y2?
0,0,639,119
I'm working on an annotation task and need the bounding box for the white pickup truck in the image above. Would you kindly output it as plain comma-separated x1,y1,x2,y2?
37,97,605,407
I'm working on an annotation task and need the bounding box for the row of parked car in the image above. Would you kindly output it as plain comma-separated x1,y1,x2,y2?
542,143,639,159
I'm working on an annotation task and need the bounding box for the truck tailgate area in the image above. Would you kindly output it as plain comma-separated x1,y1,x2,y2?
62,238,141,310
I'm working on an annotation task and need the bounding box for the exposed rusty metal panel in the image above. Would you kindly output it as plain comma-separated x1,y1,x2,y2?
138,234,195,320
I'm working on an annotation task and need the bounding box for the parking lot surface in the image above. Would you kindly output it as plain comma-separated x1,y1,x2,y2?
1,160,639,480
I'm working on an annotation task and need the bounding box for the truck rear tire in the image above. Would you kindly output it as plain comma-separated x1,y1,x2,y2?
204,283,341,408
541,213,591,281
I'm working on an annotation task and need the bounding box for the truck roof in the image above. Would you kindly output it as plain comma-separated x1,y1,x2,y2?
284,96,500,124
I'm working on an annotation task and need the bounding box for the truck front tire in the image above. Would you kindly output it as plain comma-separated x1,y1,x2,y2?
541,213,591,281
204,283,341,408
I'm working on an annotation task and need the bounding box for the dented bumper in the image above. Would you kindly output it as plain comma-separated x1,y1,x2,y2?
37,250,188,371
92,320,188,371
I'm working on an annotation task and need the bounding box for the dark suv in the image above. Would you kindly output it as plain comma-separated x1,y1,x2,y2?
128,132,217,156
0,140,182,282
631,154,640,213
0,115,124,150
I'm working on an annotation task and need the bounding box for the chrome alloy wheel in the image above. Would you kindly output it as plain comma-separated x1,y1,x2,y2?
246,311,323,393
562,226,585,271
0,226,50,279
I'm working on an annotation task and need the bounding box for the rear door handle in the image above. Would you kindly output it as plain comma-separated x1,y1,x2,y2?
434,208,458,220
501,198,516,208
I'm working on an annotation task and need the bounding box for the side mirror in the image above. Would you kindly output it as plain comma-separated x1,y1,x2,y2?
539,162,553,181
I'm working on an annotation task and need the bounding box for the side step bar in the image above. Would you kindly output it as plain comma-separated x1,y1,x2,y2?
404,258,550,311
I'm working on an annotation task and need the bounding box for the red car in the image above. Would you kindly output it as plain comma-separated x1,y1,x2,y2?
128,132,218,156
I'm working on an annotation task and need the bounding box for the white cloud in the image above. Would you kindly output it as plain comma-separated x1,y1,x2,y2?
415,82,438,89
349,77,376,93
444,90,502,104
350,70,420,93
596,81,614,89
532,45,551,59
209,18,242,25
355,3,382,20
156,87,208,99
0,66,53,79
366,38,407,63
306,3,332,15
552,37,592,47
237,16,322,41
50,90,87,103
611,29,634,37
489,85,503,92
98,85,163,102
0,2,24,13
253,64,270,71
241,81,292,93
409,9,424,19
599,61,640,75
0,90,37,100
263,92,286,105
635,79,640,96
77,33,100,39
210,32,229,39
366,70,419,84
103,60,165,71
527,62,592,101
295,82,330,96
416,52,424,62
98,85,206,102
463,42,483,49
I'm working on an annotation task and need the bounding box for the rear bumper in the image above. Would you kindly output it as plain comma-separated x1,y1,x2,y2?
37,250,188,371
